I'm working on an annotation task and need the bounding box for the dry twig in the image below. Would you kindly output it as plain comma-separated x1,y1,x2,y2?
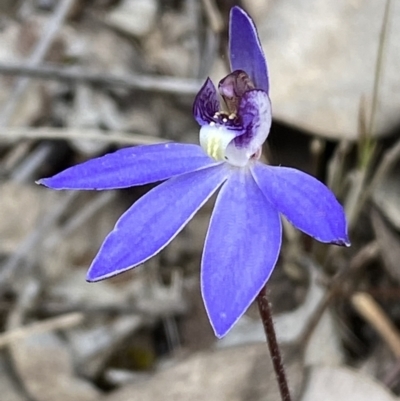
299,241,380,346
352,292,400,358
202,0,224,33
0,192,79,287
0,127,167,146
0,312,83,349
0,0,75,126
0,62,202,95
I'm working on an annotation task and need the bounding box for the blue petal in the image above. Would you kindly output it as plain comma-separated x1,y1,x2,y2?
201,170,281,338
38,143,216,190
87,165,228,281
252,164,350,246
193,78,219,126
229,7,269,93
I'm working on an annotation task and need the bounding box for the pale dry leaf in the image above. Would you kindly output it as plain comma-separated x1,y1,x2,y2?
122,103,160,137
10,332,100,401
0,19,20,63
242,0,273,18
67,315,143,378
49,269,129,306
143,11,193,77
219,259,343,365
8,81,48,127
0,183,58,254
64,25,138,74
68,84,126,155
101,343,304,401
40,192,124,281
0,14,70,126
300,365,399,401
105,0,158,38
159,101,198,141
0,355,26,401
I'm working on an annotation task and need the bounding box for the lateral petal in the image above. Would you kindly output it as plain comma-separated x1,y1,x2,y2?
87,165,229,281
229,6,269,93
252,163,350,246
39,143,216,190
201,170,282,338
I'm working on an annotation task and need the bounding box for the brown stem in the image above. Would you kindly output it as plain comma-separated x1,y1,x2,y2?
256,285,292,401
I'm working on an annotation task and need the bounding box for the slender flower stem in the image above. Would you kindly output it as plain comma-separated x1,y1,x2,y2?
256,285,292,401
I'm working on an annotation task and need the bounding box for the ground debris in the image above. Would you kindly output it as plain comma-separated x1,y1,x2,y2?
0,1,399,400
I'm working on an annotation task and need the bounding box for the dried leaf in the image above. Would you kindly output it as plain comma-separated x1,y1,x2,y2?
0,183,57,254
105,0,158,38
301,365,399,401
102,344,304,401
10,332,100,401
0,356,26,401
219,259,343,366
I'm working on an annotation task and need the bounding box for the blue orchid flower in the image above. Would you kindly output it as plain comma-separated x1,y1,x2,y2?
39,6,349,338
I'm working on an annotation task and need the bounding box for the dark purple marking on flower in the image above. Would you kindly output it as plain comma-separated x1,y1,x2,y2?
229,6,269,93
193,78,219,126
193,71,271,149
193,76,243,131
218,70,255,114
234,89,271,148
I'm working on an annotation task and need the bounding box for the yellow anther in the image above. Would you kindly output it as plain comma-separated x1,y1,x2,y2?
228,113,236,120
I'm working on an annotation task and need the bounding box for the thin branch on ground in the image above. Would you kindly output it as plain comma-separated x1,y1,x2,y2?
0,192,79,288
45,192,116,250
0,0,75,126
37,301,187,318
0,127,167,145
0,312,83,349
352,291,400,358
299,240,380,347
0,62,202,95
202,0,224,33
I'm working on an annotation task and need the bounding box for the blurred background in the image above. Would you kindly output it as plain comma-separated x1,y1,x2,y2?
0,0,400,400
